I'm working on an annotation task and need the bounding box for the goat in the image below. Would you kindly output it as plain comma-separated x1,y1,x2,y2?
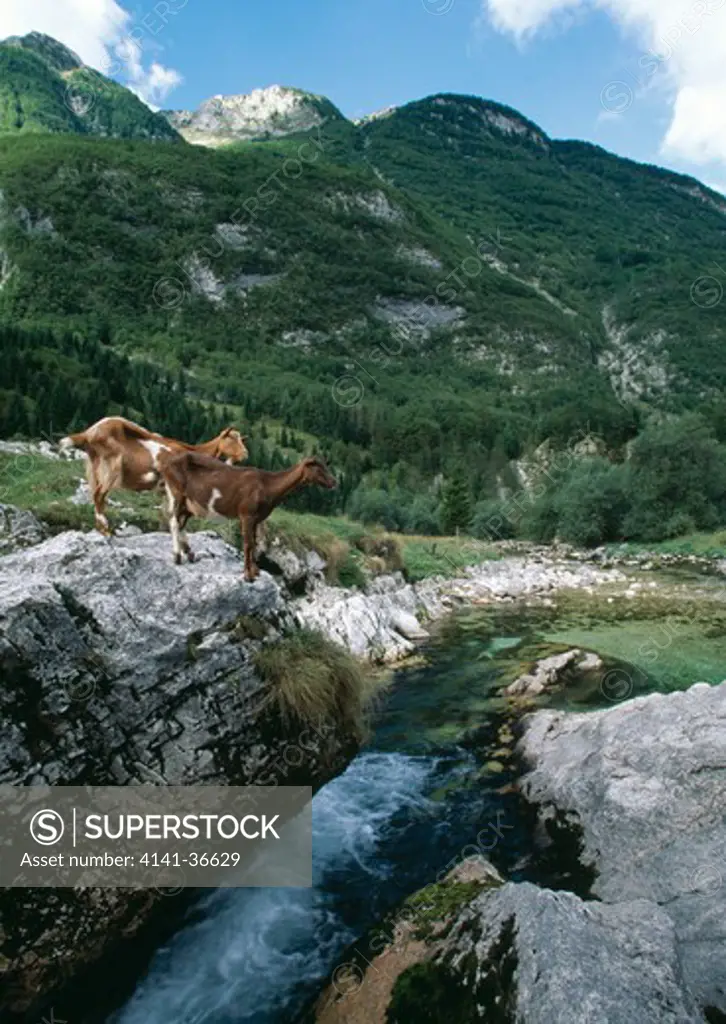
159,452,336,581
59,416,248,535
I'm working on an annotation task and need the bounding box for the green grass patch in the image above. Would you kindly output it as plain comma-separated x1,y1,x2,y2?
607,531,726,560
400,535,500,582
401,878,495,940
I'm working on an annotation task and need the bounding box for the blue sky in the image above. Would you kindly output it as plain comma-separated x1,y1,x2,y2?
143,0,726,189
5,0,726,191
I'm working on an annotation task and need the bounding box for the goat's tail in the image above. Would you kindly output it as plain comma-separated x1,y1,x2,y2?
59,432,89,455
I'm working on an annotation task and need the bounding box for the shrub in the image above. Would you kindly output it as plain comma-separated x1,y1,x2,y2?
404,495,442,536
553,458,628,546
347,486,404,531
470,498,519,540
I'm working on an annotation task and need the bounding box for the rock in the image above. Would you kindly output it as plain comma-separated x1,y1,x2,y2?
0,503,47,554
316,857,503,1024
389,608,429,641
518,681,726,1016
505,648,603,698
434,883,705,1023
0,528,359,1014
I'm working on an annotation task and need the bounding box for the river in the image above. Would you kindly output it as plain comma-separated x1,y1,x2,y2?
108,568,726,1024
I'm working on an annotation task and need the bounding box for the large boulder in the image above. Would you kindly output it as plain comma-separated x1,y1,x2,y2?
518,681,726,1017
0,528,360,1015
428,882,704,1024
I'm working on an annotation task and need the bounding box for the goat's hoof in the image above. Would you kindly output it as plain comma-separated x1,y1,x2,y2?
174,553,182,566
186,550,196,563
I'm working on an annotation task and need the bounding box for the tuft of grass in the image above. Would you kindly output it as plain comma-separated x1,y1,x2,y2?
253,628,370,739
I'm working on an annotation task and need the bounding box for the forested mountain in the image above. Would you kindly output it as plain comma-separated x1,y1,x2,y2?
2,36,726,540
0,32,179,140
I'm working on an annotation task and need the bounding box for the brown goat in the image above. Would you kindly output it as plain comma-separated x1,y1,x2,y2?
59,416,248,535
159,452,336,581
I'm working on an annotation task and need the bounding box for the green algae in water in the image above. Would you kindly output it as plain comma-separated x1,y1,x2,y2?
549,588,726,691
375,571,726,753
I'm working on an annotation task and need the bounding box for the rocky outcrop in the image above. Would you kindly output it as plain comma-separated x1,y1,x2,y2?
433,882,705,1023
0,528,359,1014
518,681,726,1018
505,648,603,698
165,85,343,146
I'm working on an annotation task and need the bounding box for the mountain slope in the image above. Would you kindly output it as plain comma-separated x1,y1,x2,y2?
0,32,179,141
333,94,726,398
2,43,726,528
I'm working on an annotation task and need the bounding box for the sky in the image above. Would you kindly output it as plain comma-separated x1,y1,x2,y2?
2,0,726,191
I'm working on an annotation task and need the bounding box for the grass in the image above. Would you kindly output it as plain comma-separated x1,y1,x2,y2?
253,628,371,739
606,531,726,561
0,451,500,584
399,535,500,582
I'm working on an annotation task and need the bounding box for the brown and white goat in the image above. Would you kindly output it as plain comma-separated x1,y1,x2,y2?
159,452,336,581
59,416,248,535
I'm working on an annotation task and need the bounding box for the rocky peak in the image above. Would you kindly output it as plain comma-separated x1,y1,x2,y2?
164,84,345,145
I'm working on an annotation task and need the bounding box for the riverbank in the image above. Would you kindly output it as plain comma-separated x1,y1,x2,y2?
2,497,725,1020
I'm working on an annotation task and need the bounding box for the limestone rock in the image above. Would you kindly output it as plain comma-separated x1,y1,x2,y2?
518,682,726,1015
0,528,357,1014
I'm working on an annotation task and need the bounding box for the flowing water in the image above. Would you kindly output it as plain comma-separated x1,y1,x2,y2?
108,569,726,1024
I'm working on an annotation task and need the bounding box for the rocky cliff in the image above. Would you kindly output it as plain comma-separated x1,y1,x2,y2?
0,524,359,1015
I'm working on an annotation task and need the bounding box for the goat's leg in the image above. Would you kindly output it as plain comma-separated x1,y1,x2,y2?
179,504,195,562
88,461,112,536
165,484,185,565
241,515,259,581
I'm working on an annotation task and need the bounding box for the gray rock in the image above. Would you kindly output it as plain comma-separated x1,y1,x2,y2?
0,503,47,554
439,882,705,1023
0,528,358,1014
505,648,603,697
518,681,726,1015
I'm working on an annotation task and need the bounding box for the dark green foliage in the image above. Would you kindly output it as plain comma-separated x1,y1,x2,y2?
1,63,726,544
471,499,518,540
0,323,229,441
0,36,178,140
347,487,404,531
387,961,478,1024
552,458,629,547
439,474,473,535
520,416,726,546
404,494,442,535
622,416,726,540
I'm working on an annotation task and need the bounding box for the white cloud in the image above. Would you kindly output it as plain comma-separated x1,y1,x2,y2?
484,0,726,167
0,0,183,108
